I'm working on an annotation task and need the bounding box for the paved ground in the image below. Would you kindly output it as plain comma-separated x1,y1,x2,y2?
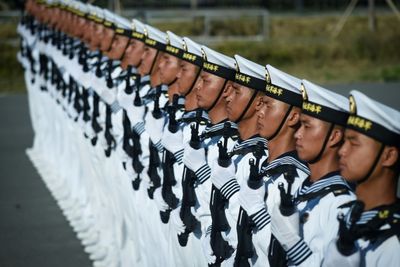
0,83,398,267
0,95,91,267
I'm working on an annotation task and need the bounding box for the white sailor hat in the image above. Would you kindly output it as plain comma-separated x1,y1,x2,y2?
85,4,97,20
113,14,132,36
265,65,303,107
57,0,67,9
201,45,236,80
93,7,104,21
180,37,203,67
347,90,400,147
46,0,59,8
43,0,57,7
233,54,266,91
71,1,87,17
144,25,167,51
182,37,201,57
131,19,146,41
165,31,184,57
66,0,77,10
62,0,72,10
301,79,349,126
102,9,115,28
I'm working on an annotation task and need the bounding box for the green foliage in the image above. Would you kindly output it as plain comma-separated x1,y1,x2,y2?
0,22,19,39
0,43,25,93
382,65,400,81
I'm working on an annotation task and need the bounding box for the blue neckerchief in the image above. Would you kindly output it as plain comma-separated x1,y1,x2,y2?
229,135,268,157
294,171,350,202
261,150,309,178
229,135,268,167
261,150,310,188
200,120,239,140
179,108,210,125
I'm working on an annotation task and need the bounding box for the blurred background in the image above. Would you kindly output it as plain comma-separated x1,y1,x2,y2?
0,0,400,94
0,2,399,266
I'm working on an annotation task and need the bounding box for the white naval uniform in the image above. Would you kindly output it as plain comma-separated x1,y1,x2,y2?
219,136,268,266
250,151,310,267
282,173,356,267
323,201,400,267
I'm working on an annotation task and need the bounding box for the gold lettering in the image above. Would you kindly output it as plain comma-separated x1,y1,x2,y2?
132,32,144,39
203,62,219,72
145,39,156,46
235,73,251,84
266,85,283,97
116,28,124,34
347,115,373,131
183,53,196,62
166,46,179,54
303,101,323,115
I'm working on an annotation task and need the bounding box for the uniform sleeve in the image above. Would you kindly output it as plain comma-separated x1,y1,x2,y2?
193,178,212,234
139,132,150,170
225,155,253,225
252,222,272,258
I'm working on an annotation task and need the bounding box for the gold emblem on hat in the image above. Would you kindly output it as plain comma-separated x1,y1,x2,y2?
234,60,240,72
349,95,357,115
379,210,389,219
201,48,207,61
166,35,171,46
265,68,271,84
182,40,188,52
300,84,308,101
265,68,271,93
143,27,148,38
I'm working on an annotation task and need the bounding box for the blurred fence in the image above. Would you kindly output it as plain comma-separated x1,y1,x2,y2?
0,8,270,44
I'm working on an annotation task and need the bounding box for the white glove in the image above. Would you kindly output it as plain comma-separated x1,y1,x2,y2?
171,207,186,235
84,120,96,139
201,227,216,265
126,105,145,126
140,169,152,190
99,132,108,150
117,88,134,110
67,102,78,119
153,188,169,212
117,145,130,163
239,180,266,217
161,126,184,154
125,159,137,179
210,158,236,190
97,102,106,128
144,111,165,144
77,113,86,130
183,142,207,172
270,200,300,251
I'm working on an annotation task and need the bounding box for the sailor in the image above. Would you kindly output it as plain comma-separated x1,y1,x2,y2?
130,23,171,267
237,65,310,266
209,55,269,266
184,45,239,265
323,91,400,267
161,34,209,266
269,80,356,266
